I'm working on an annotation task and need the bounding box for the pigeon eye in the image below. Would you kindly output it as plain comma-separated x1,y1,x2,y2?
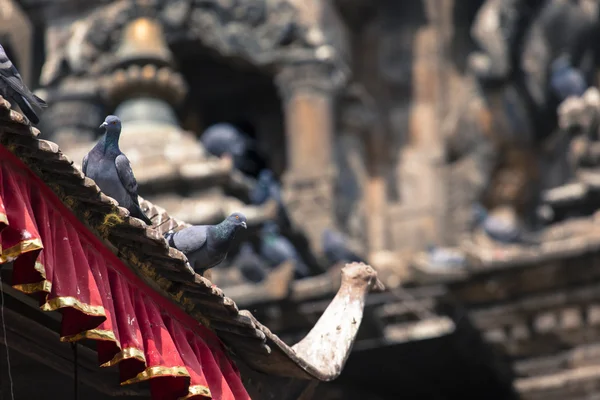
235,215,239,220
111,121,117,125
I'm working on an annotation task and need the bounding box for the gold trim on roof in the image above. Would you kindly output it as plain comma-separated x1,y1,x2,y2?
101,346,147,367
60,328,119,346
0,238,43,263
121,365,190,386
181,384,212,399
13,279,52,294
41,295,106,317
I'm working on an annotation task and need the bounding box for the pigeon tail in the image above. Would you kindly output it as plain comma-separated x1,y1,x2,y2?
130,204,152,225
13,94,42,124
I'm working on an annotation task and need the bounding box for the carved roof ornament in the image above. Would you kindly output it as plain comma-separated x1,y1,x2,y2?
40,0,347,87
101,17,188,107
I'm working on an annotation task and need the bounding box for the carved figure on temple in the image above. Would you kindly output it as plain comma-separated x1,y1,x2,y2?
82,115,153,225
0,43,47,124
165,212,248,275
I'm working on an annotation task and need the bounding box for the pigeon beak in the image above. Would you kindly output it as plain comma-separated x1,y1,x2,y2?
241,222,247,229
100,122,108,129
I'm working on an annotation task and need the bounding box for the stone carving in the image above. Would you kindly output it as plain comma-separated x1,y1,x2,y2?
40,0,345,88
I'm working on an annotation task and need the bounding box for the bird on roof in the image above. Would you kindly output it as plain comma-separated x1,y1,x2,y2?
82,115,152,225
200,122,266,177
0,44,47,124
234,242,270,283
322,229,365,267
425,244,466,269
250,169,295,227
472,203,539,245
260,221,310,278
550,54,587,102
250,169,282,205
200,123,248,159
165,213,247,275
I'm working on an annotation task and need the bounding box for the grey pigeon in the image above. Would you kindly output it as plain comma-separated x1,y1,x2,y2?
250,169,292,227
200,122,266,176
82,115,152,225
200,123,247,159
322,228,365,266
0,44,47,124
472,203,539,245
165,213,247,274
425,244,466,269
260,222,310,278
550,54,587,102
234,242,270,283
250,169,282,205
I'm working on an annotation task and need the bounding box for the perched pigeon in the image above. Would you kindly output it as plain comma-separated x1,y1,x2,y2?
472,203,539,245
165,213,247,274
200,123,266,176
234,242,270,283
322,229,365,266
82,115,152,225
260,222,310,278
550,54,587,102
200,123,248,159
250,169,282,205
425,244,466,269
0,44,47,124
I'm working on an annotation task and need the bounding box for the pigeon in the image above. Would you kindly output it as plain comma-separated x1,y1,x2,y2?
250,169,293,227
165,213,247,274
472,203,539,245
200,122,266,176
260,222,310,278
0,44,47,124
82,115,152,225
322,229,365,266
234,242,270,283
550,54,587,102
425,244,466,269
250,169,282,205
200,123,248,159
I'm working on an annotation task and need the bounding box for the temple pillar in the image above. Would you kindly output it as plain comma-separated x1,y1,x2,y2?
276,61,345,255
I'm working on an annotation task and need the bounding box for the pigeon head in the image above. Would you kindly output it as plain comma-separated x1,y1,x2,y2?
100,115,122,135
226,212,247,229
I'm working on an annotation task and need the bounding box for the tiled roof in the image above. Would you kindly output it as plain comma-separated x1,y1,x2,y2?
0,95,354,381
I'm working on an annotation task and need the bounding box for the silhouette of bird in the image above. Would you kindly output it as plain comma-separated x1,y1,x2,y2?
550,54,587,102
165,213,247,275
234,242,270,283
322,229,365,266
425,244,466,268
0,44,47,124
260,222,310,278
200,122,266,177
472,203,539,245
82,115,152,225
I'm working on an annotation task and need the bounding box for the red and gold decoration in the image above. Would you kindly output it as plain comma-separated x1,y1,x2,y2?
0,145,249,400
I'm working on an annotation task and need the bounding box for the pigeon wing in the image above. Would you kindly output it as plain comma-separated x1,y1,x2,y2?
0,53,47,110
82,153,89,175
173,226,209,254
115,154,141,203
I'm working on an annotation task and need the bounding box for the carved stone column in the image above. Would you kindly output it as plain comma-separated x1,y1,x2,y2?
276,61,346,255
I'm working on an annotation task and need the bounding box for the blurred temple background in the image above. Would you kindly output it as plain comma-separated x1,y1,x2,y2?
4,0,600,398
